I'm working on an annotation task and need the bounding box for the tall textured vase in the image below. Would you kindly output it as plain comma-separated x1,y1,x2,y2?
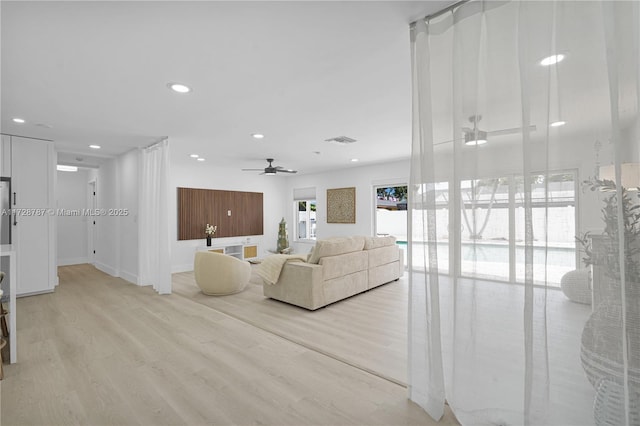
580,282,640,425
277,218,289,253
206,236,212,247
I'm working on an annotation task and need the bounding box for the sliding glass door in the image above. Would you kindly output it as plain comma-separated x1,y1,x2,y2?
460,177,511,281
460,171,577,286
514,172,577,285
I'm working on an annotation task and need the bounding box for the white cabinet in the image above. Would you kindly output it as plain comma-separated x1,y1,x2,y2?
1,135,11,177
14,215,51,295
224,245,243,259
198,243,259,260
5,135,55,296
12,137,50,208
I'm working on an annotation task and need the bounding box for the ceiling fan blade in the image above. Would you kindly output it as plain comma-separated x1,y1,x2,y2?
243,158,297,174
434,137,465,146
487,124,537,137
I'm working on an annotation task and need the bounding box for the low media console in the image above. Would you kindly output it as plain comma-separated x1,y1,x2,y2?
197,242,259,261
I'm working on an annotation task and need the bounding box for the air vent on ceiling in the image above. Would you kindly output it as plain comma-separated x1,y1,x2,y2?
325,136,357,145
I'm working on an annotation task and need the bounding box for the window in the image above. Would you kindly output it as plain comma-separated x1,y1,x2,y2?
459,171,576,286
375,184,409,266
293,187,317,241
296,200,316,240
410,182,450,272
514,172,577,285
460,177,511,281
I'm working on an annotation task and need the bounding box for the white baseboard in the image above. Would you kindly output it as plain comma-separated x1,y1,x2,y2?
95,261,119,278
17,289,55,298
58,257,89,266
172,263,193,274
120,270,138,285
94,262,138,285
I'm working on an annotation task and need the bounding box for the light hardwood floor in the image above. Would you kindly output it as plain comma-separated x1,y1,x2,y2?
173,267,408,385
1,264,458,426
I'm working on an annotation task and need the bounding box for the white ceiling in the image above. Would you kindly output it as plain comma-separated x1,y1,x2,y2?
1,1,453,173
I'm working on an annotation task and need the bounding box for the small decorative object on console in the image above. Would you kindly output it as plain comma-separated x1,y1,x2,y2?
277,218,289,253
205,224,217,247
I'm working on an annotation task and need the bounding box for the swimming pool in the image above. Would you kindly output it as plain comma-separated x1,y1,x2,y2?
396,240,575,285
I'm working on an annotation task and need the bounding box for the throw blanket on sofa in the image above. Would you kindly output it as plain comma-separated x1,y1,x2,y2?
257,254,308,285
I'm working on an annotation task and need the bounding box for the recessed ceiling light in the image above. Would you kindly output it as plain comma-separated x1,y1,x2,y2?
351,158,359,162
252,133,265,139
313,151,321,155
12,118,25,124
167,82,191,93
197,158,205,162
550,121,566,127
190,154,199,158
540,54,565,66
89,145,101,149
57,165,78,172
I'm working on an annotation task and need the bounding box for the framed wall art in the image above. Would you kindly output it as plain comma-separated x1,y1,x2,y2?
326,187,356,224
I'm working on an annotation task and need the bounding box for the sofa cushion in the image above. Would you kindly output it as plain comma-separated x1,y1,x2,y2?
364,236,397,250
308,237,365,264
367,244,400,268
368,262,401,289
319,250,368,281
322,270,368,306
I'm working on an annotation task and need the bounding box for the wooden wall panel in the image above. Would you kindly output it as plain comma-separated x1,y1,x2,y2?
177,188,263,240
245,192,264,236
213,190,231,238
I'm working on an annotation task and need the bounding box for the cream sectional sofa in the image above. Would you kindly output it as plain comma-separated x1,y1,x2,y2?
263,236,404,310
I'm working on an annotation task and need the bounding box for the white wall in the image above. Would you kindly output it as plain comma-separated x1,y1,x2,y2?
56,169,89,265
170,157,288,273
285,160,410,253
117,149,139,283
90,149,140,284
94,158,119,276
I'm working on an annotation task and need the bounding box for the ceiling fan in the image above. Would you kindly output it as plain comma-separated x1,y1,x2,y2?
435,115,537,146
241,158,297,175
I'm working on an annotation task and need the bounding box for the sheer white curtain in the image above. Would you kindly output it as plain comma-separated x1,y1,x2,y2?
138,138,172,294
409,1,639,425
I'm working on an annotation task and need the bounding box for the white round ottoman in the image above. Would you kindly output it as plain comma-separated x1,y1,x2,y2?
560,268,591,305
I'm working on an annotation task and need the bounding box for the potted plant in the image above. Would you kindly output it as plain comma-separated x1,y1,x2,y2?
576,177,640,400
576,178,640,286
205,224,217,247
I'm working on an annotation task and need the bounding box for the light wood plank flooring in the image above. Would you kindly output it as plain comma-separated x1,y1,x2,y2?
173,267,408,385
1,264,457,426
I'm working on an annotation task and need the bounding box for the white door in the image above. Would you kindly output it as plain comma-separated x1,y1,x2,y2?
88,180,97,263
